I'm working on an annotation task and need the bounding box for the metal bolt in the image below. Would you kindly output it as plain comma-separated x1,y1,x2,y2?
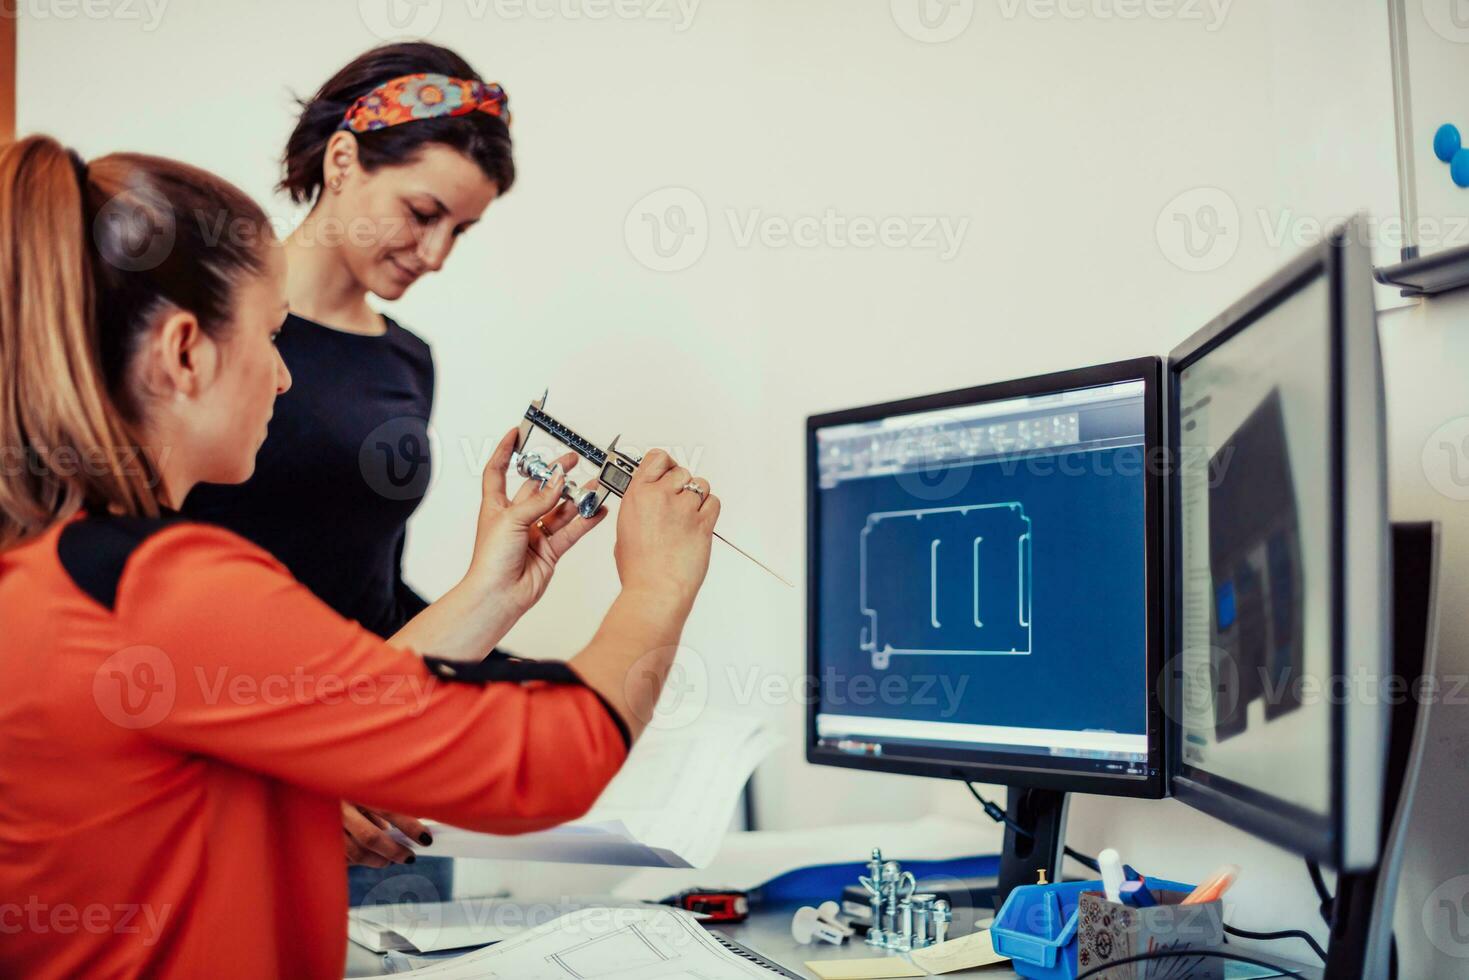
932,899,951,946
517,452,600,518
896,898,914,951
910,894,935,949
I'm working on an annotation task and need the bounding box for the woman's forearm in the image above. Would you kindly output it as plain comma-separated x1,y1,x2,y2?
569,586,694,743
388,575,520,662
387,574,693,744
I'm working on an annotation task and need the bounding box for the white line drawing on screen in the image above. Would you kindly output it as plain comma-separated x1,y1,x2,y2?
861,503,1032,670
930,539,941,628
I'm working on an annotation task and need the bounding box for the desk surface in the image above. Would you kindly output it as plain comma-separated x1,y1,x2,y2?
713,904,1019,979
344,901,1318,979
344,902,1019,979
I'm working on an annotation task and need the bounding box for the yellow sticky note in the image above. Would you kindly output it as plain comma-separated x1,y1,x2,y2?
909,928,1010,974
803,957,927,980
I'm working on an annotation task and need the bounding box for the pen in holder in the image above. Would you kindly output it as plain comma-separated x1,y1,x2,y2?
1075,888,1225,980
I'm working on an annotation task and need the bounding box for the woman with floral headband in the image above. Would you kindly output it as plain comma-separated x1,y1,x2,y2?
181,43,625,901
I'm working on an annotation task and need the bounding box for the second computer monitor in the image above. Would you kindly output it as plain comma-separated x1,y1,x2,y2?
1168,219,1390,871
806,358,1165,798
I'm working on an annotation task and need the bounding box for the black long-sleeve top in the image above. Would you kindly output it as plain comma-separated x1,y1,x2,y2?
184,312,435,638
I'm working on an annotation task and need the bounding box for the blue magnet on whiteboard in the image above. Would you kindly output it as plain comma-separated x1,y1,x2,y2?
1434,123,1461,164
1453,148,1469,189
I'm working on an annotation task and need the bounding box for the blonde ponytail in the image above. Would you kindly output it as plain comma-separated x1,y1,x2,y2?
0,136,271,549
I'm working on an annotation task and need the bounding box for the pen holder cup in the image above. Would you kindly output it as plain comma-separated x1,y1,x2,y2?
991,878,1217,980
1075,890,1224,980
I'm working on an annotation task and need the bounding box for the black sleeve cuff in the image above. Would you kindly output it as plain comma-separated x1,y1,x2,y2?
578,685,634,753
479,647,518,664
422,655,633,751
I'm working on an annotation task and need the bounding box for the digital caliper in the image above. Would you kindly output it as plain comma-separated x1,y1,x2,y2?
513,390,791,587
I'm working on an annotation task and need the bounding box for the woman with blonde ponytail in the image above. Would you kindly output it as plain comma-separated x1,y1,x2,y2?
0,141,173,542
0,137,718,978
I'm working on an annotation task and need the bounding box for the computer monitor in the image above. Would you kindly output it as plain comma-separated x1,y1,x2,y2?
805,358,1166,804
1167,216,1390,872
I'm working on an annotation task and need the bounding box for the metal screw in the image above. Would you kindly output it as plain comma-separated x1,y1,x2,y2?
516,452,601,519
933,899,951,946
910,894,936,950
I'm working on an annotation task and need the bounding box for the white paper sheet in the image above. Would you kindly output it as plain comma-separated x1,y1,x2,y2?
349,897,663,954
377,906,785,979
420,708,781,869
909,928,1008,973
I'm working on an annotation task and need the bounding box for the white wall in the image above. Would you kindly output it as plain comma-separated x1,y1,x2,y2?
1372,7,1469,977
18,1,1469,973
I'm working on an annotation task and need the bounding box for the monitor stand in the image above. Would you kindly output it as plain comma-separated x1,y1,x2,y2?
994,787,1069,909
887,787,1069,916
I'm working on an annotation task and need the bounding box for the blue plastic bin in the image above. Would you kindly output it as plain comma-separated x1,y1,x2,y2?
991,877,1197,980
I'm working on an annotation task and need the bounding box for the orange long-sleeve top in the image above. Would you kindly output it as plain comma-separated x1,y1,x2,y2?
0,513,630,979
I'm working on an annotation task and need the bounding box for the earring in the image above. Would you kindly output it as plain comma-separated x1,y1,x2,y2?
329,176,344,193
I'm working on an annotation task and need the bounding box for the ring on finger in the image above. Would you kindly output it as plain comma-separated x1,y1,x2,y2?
681,480,706,500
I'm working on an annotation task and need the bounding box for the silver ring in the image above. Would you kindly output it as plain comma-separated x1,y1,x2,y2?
682,480,706,499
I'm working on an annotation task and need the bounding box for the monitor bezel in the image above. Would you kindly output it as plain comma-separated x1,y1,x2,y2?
805,357,1167,800
1165,222,1389,870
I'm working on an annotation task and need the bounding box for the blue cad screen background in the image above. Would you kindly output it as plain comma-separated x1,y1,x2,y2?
817,444,1148,737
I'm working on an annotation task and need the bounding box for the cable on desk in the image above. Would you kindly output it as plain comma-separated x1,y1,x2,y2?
1306,858,1332,921
1063,847,1100,873
963,782,1098,872
1305,857,1398,977
965,782,1023,835
1223,923,1327,963
1073,947,1306,980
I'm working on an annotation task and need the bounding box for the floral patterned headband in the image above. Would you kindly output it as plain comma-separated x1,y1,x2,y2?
338,73,511,134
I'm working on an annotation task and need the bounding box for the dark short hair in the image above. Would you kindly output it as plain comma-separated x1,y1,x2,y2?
280,42,516,205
